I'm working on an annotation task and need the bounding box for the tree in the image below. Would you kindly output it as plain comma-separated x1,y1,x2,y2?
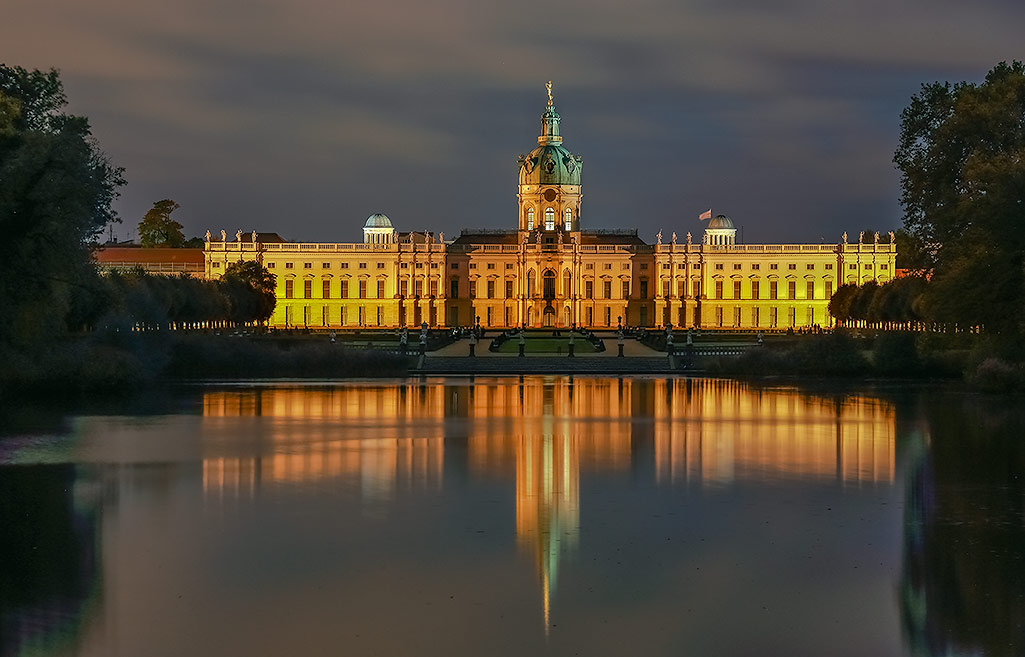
894,61,1025,334
138,199,185,247
221,260,276,326
0,65,124,347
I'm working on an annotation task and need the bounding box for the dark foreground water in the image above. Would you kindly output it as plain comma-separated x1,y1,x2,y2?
1,377,1022,657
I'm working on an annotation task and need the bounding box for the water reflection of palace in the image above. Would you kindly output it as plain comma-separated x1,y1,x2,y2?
198,378,895,632
201,386,446,502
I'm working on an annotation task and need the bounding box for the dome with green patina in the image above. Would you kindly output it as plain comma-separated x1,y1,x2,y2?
518,101,582,186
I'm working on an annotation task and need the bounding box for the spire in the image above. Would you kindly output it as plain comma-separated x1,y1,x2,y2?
539,80,562,145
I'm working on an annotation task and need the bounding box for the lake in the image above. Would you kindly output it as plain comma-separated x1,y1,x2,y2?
1,376,1022,657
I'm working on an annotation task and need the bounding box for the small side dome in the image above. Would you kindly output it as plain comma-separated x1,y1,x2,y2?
708,214,735,229
364,213,393,228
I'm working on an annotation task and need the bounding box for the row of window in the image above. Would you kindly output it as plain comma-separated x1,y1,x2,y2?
248,260,886,274
284,279,438,300
525,207,574,231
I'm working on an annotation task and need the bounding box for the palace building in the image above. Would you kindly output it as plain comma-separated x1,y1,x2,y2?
204,85,896,330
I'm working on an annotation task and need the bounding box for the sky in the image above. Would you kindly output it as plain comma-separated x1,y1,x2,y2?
3,0,1023,244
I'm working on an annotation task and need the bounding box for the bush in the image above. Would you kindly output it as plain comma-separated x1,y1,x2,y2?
967,358,1025,393
872,333,921,375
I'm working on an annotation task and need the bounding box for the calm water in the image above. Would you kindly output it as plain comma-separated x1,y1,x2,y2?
1,377,1022,657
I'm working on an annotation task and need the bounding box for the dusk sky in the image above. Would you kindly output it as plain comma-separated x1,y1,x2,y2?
4,0,1022,244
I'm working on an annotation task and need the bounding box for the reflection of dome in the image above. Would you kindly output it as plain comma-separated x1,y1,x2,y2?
364,213,393,228
708,214,734,229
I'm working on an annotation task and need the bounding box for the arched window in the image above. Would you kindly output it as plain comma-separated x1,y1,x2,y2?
527,207,535,230
564,208,572,231
544,208,555,231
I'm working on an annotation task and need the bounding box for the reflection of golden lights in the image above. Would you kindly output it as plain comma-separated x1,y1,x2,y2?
198,378,895,633
201,387,445,500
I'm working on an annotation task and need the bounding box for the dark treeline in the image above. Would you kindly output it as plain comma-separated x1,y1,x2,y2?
828,277,930,331
71,261,276,333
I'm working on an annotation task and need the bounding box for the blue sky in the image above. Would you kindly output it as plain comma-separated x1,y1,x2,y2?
4,0,1022,243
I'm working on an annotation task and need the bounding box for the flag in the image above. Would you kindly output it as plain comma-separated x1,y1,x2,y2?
699,209,712,221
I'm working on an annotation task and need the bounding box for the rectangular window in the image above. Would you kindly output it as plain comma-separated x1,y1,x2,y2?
733,280,742,299
304,262,312,269
322,279,331,299
285,262,293,269
506,280,514,298
285,279,293,299
881,264,888,270
359,280,367,299
359,262,367,269
487,280,495,299
692,280,701,298
377,307,383,326
825,281,833,298
339,263,348,269
400,280,408,297
663,264,671,270
415,263,423,269
506,263,514,270
752,280,760,299
340,280,348,298
377,280,386,298
322,262,331,269
715,280,723,299
734,306,741,327
400,262,408,269
377,262,386,269
806,281,815,300
825,263,833,270
451,263,458,270
586,281,594,299
304,279,312,299
733,264,742,271
450,278,459,298
751,264,759,271
769,264,778,270
415,280,423,298
622,263,630,270
603,281,612,299
677,280,686,298
639,263,648,270
266,262,275,269
212,262,220,269
487,263,495,270
806,264,815,270
865,264,873,270
715,263,724,271
770,280,778,300
850,263,857,270
640,281,648,299
603,263,612,270
788,263,797,270
662,280,670,297
622,281,630,299
430,280,437,297
487,307,493,326
586,263,594,270
788,281,796,299
693,263,701,270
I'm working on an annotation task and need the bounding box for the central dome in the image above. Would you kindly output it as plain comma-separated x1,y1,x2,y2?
518,97,582,186
518,143,582,186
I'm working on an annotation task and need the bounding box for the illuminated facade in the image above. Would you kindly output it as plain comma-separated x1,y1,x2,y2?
204,86,896,330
